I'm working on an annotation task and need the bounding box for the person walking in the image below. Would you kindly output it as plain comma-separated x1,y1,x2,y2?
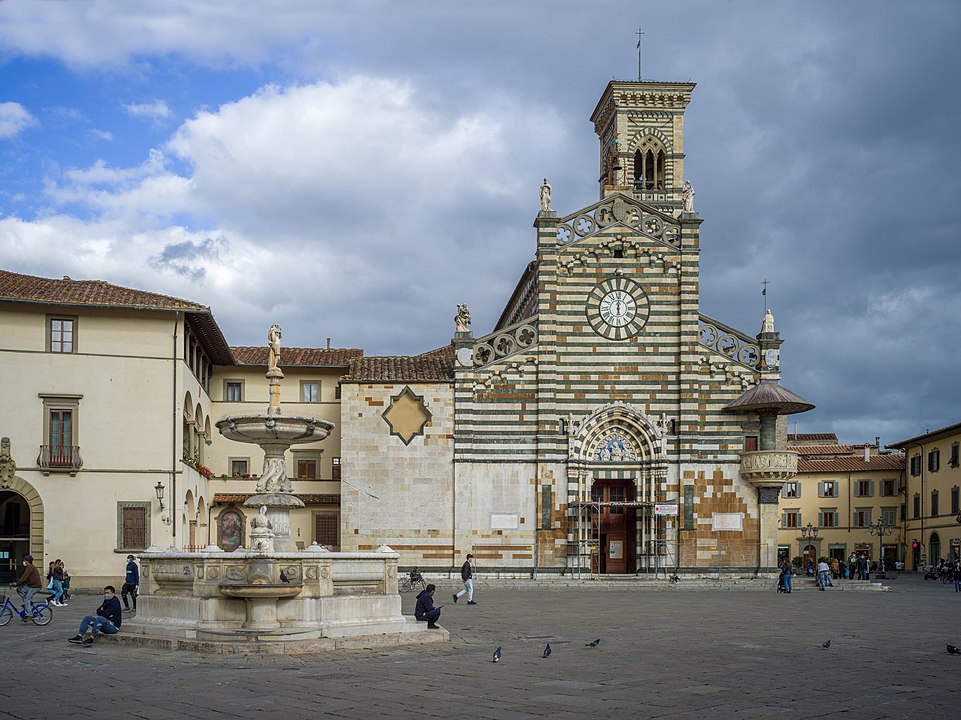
953,562,961,593
780,558,793,593
121,555,139,612
453,553,477,605
67,586,123,647
414,584,443,629
817,558,831,591
11,555,42,621
50,559,67,606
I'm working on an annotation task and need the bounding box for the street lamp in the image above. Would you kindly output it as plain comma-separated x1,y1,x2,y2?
800,523,820,577
867,518,893,578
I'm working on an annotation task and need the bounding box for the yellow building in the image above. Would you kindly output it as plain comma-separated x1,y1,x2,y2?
890,422,961,569
777,434,905,570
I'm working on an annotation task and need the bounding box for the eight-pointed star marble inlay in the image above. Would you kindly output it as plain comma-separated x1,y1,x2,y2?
381,387,432,445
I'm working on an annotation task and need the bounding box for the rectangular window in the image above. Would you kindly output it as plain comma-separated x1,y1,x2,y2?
929,449,940,473
48,409,74,467
951,443,960,468
913,494,921,519
852,509,871,528
855,480,874,497
301,382,320,403
783,482,800,498
117,502,149,551
39,394,83,474
744,435,758,452
881,507,897,526
225,381,243,402
48,316,76,353
820,510,838,528
931,491,939,517
910,455,921,476
782,510,800,528
331,456,341,481
230,458,249,477
335,384,342,400
297,459,318,480
881,479,897,497
820,481,838,498
952,487,960,516
314,512,339,548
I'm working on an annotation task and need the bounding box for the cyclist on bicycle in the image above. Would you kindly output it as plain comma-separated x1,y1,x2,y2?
10,554,42,622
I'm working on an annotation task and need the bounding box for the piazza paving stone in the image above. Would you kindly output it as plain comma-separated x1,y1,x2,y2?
0,574,959,719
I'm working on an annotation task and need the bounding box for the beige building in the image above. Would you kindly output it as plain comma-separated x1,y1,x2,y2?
0,270,358,586
777,434,905,570
890,422,961,569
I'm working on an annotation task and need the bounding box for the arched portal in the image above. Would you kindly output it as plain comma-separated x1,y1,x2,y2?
930,532,941,565
566,402,667,575
0,478,44,584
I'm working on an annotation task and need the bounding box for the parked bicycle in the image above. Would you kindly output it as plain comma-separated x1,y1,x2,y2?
398,567,427,593
0,591,54,626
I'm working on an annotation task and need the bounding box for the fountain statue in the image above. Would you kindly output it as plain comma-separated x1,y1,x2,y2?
121,325,445,652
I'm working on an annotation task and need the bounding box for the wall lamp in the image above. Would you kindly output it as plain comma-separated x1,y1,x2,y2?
155,482,172,525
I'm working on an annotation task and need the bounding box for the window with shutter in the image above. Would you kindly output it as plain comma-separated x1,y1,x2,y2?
117,503,149,550
314,513,339,547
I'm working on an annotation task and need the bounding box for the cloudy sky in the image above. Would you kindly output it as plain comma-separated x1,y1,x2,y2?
1,1,958,445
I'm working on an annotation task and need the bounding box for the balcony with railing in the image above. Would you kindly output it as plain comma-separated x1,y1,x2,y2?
38,445,83,475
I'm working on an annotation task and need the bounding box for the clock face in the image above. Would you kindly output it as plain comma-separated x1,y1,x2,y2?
586,277,649,340
600,290,636,327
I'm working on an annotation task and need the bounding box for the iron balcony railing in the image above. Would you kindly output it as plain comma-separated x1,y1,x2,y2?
37,445,83,473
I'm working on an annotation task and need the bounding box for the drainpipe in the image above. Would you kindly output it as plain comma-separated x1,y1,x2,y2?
171,312,179,541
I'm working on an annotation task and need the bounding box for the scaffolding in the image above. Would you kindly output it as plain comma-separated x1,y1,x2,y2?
565,458,671,577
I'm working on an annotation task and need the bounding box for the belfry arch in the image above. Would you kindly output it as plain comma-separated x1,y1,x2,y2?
565,403,669,575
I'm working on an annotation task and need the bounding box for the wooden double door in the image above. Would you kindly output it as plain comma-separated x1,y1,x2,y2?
592,480,636,574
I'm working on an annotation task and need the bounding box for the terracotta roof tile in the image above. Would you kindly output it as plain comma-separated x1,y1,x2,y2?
797,455,905,473
792,444,854,456
230,346,363,367
787,433,839,443
0,269,206,311
213,493,340,504
343,345,455,383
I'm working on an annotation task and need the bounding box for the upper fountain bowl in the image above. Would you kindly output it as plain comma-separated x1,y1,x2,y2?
216,414,334,446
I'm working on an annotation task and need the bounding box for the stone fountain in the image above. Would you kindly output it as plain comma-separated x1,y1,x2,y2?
121,325,445,653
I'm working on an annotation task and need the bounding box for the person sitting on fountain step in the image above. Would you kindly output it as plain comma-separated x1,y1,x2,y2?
414,584,443,629
67,586,123,647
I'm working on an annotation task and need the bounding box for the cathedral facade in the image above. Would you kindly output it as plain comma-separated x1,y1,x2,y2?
339,80,812,576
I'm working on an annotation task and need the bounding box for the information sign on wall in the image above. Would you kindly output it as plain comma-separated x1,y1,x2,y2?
711,512,743,531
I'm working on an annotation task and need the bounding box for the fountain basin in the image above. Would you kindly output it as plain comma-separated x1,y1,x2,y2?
219,583,304,599
216,414,333,445
219,582,304,630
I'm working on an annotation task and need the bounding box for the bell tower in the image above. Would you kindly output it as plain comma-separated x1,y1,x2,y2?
589,80,695,216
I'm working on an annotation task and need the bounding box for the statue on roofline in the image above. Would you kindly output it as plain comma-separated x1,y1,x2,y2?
540,178,552,212
455,304,471,334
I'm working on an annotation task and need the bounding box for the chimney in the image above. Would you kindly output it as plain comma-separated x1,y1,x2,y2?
326,337,331,350
864,445,871,462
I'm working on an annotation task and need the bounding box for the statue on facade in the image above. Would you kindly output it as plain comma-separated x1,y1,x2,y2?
267,324,282,372
0,437,15,488
539,178,552,212
682,181,695,213
761,308,776,334
455,304,472,334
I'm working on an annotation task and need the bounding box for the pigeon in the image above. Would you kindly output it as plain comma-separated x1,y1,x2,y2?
822,640,831,649
280,570,290,584
586,639,601,648
947,644,961,655
492,646,502,663
542,643,552,658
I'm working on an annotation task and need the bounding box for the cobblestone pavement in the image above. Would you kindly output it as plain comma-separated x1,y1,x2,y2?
1,574,959,719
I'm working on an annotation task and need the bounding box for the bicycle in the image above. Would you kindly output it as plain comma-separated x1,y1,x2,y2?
397,567,426,593
0,591,54,626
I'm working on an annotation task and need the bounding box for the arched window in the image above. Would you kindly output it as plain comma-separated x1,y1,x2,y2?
633,137,666,191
